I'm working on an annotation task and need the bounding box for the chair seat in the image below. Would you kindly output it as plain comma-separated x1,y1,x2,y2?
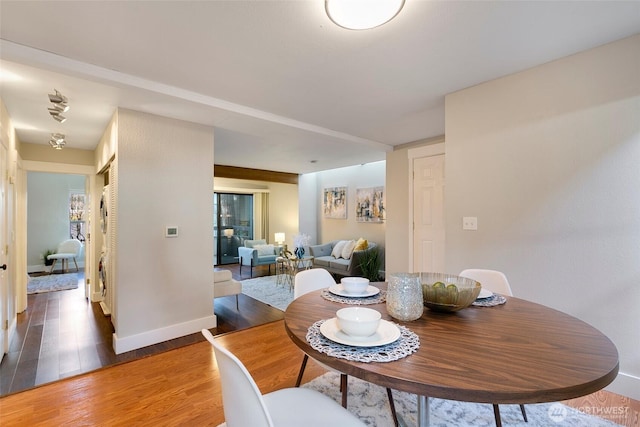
47,253,76,260
264,387,364,426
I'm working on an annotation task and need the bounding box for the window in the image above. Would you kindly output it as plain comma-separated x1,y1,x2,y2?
69,192,86,242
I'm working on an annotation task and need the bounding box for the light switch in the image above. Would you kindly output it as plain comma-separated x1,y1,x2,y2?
462,217,477,230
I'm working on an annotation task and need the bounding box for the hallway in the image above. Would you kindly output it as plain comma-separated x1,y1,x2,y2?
0,264,280,396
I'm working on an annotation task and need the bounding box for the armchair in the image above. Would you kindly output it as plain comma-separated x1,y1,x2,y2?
238,239,278,278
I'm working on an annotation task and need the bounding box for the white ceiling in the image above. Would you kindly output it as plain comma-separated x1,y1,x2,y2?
1,1,638,174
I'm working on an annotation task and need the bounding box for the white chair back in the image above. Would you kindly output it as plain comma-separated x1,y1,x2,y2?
57,239,83,255
202,329,274,427
294,269,336,299
459,269,513,296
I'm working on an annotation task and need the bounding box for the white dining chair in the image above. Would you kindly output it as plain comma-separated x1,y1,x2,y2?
202,329,366,427
458,268,528,426
293,269,399,426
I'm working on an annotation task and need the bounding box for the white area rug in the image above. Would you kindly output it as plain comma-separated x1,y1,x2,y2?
303,372,622,427
241,275,293,311
27,273,78,294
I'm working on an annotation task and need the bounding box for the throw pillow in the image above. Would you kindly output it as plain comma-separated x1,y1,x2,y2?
341,240,357,260
331,240,347,258
354,238,368,251
255,244,274,256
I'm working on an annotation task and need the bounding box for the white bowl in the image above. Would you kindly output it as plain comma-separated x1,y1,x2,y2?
341,277,370,294
336,307,381,337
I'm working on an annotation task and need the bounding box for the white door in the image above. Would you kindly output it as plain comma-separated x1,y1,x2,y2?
0,144,8,361
412,155,445,272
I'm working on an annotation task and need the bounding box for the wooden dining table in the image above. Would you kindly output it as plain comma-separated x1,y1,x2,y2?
284,282,619,427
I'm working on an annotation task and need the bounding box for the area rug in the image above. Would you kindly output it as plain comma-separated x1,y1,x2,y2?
303,372,622,427
27,273,78,294
241,275,293,311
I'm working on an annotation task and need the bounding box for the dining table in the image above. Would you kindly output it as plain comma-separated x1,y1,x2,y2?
284,282,619,427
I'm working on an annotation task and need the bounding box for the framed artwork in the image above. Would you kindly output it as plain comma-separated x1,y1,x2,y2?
356,186,385,223
323,186,347,219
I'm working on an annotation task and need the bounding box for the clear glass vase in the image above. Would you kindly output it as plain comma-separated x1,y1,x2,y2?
386,273,424,321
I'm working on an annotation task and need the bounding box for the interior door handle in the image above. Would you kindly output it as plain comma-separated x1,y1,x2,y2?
0,264,6,270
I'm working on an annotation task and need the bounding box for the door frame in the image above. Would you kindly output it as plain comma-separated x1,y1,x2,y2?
21,161,95,304
407,143,445,272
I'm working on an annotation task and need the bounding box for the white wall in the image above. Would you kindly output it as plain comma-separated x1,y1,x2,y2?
26,172,86,271
113,109,215,353
445,35,640,399
301,161,386,256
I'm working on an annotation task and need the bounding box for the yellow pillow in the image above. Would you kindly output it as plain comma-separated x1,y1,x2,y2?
353,238,368,251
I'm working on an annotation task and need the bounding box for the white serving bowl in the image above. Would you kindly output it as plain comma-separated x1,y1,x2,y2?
340,277,370,294
336,307,381,337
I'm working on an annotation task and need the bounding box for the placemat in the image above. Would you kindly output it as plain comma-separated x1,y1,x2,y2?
306,319,419,363
321,288,387,305
472,294,507,307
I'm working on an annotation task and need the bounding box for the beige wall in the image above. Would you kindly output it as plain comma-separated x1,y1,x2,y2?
113,109,215,353
214,177,299,249
445,35,639,399
20,142,94,165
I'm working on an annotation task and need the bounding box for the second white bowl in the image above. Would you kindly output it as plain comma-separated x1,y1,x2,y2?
341,277,370,294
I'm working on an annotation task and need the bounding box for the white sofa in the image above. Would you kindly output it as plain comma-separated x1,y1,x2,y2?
214,269,242,310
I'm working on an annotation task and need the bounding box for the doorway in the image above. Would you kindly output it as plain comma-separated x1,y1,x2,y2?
214,193,253,265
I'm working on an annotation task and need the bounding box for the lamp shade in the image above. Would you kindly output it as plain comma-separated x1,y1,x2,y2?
325,0,405,30
223,228,234,237
275,232,285,244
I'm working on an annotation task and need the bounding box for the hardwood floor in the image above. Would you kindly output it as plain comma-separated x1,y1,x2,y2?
0,319,637,427
1,264,637,426
0,263,279,396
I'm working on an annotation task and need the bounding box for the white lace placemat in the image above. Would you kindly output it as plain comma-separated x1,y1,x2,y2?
306,319,420,363
321,289,387,305
472,294,507,307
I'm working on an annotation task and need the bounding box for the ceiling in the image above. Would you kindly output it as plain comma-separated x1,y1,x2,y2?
1,1,638,174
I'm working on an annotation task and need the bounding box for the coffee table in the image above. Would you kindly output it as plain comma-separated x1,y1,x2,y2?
284,283,619,426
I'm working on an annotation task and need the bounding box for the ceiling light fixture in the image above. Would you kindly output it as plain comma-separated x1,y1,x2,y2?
49,133,66,150
48,89,69,123
325,0,405,30
48,89,67,104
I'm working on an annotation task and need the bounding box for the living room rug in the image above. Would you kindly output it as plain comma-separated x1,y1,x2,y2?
241,275,293,311
27,273,78,294
303,372,622,427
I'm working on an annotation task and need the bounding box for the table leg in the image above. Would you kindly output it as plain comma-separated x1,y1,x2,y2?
417,395,430,427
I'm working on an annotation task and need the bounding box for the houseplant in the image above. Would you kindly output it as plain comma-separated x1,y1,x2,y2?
43,249,56,266
359,246,382,282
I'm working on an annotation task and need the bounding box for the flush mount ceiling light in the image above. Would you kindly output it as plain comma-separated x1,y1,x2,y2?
325,0,405,30
49,133,66,150
48,89,69,123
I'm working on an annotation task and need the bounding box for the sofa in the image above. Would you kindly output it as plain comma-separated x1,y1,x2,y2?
238,239,278,278
308,239,378,278
214,269,242,310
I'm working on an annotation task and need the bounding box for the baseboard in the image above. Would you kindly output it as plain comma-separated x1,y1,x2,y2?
112,315,217,355
606,372,640,401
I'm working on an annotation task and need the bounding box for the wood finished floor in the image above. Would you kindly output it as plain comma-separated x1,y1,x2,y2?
0,263,278,396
